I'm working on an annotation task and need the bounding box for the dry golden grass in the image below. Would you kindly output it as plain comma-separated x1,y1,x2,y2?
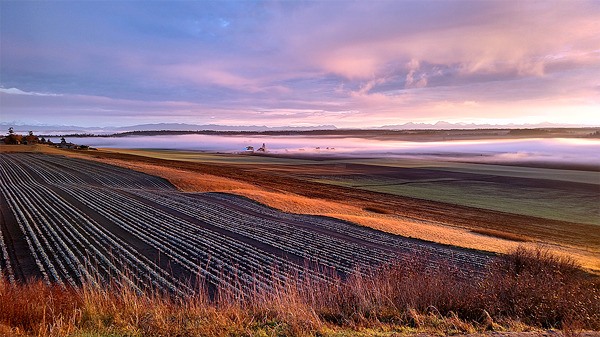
99,157,257,192
4,144,599,273
1,247,599,336
0,144,69,155
471,228,532,242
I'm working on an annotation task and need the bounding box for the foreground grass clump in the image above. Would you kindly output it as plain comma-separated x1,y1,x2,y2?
0,247,598,337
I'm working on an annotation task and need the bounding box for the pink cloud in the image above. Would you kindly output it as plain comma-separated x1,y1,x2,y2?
273,2,600,83
3,1,599,127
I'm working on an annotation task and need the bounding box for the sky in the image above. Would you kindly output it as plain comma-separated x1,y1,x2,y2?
1,1,600,128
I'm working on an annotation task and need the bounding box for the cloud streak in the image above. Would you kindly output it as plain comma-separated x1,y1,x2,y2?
0,87,62,97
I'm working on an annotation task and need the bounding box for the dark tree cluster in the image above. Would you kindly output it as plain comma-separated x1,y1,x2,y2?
3,128,45,145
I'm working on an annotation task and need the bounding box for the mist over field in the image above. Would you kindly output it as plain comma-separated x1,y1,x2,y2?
56,135,600,166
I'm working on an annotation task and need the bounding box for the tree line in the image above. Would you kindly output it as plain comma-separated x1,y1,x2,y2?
3,127,58,145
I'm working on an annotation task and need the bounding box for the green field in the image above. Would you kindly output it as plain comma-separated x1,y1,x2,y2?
309,176,600,225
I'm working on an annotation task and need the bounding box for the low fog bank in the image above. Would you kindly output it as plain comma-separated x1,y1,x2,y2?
53,135,600,168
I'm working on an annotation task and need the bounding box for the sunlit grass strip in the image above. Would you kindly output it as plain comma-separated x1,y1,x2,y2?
0,247,598,337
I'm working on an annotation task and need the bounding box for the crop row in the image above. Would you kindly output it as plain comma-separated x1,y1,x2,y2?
129,190,489,278
1,154,332,293
0,220,15,283
205,193,491,272
0,155,190,293
0,153,490,294
6,154,173,189
128,189,399,273
58,184,330,293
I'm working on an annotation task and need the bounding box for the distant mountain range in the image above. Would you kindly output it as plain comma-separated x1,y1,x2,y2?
377,121,598,130
0,123,338,134
1,121,597,135
113,123,339,132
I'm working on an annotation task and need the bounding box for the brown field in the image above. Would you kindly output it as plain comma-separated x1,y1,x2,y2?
3,144,598,273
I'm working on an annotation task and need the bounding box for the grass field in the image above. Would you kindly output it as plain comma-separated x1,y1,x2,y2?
309,176,599,225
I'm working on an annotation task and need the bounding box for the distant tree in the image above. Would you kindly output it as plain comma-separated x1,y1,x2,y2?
4,127,22,145
25,130,39,145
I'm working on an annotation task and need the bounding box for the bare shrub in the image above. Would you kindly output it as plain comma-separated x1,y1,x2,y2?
480,246,600,329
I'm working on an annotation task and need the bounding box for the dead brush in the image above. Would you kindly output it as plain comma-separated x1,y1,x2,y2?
0,247,599,336
480,246,600,330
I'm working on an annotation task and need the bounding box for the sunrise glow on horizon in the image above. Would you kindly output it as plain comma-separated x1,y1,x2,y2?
1,1,599,128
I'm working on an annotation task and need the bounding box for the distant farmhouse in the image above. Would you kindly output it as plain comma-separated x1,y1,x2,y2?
56,137,90,150
244,143,267,154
